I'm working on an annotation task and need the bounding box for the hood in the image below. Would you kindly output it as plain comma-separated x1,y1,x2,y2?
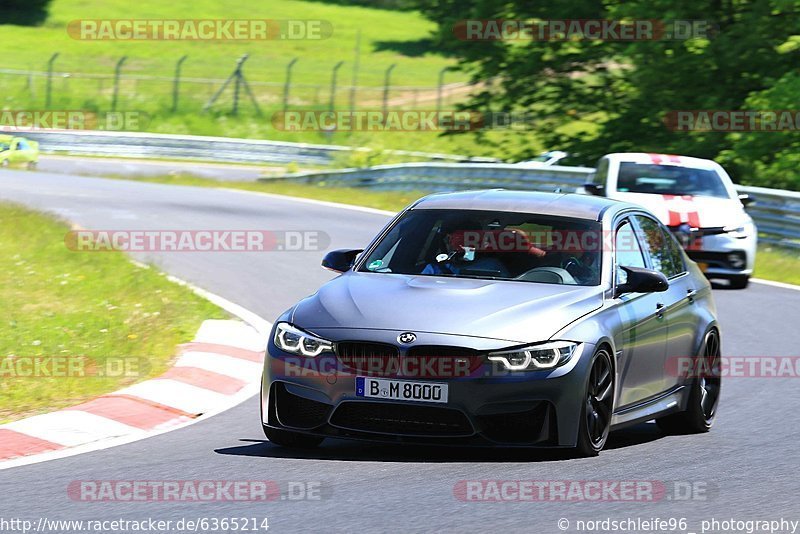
290,272,604,343
610,192,748,228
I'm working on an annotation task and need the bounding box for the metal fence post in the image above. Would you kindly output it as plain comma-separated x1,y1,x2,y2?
282,58,298,113
436,66,451,115
112,56,127,111
46,53,59,109
172,55,188,112
232,55,244,116
382,63,396,117
349,30,361,113
329,61,344,113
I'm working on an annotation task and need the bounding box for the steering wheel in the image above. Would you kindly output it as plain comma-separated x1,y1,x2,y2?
561,256,582,274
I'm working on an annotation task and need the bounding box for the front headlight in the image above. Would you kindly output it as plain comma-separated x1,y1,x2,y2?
487,341,578,371
723,220,754,239
274,322,333,357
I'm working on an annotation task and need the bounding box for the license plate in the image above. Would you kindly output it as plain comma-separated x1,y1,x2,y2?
698,262,709,272
356,376,448,404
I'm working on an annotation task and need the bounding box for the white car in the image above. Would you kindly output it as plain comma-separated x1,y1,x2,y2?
582,152,757,289
516,150,569,167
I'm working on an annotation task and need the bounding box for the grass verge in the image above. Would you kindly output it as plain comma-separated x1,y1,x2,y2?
0,202,226,423
753,247,800,286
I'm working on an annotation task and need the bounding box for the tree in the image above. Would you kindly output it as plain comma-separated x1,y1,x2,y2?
1,0,53,26
412,0,800,187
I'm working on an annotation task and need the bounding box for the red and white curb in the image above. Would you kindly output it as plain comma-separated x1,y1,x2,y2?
0,318,268,468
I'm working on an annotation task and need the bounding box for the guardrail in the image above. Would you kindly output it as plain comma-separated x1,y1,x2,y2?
269,162,800,249
16,130,496,166
736,185,800,248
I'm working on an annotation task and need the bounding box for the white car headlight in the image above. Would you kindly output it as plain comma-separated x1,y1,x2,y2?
487,341,578,371
274,322,333,357
723,220,755,239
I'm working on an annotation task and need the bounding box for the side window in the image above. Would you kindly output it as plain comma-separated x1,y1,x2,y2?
633,216,669,275
664,229,686,276
634,216,685,278
615,220,646,270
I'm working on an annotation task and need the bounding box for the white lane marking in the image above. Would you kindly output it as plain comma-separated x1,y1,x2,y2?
112,379,230,415
128,261,271,337
219,188,397,217
163,273,271,337
193,319,266,352
3,412,143,448
752,278,800,292
175,351,263,382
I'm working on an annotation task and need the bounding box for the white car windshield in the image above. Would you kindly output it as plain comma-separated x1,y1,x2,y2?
617,162,731,198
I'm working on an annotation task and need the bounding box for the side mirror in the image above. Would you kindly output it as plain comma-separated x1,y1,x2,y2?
738,193,755,207
615,265,669,296
321,249,363,273
584,183,605,196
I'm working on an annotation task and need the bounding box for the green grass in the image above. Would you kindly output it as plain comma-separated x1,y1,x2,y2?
0,202,226,423
2,0,462,87
0,0,551,157
753,246,800,286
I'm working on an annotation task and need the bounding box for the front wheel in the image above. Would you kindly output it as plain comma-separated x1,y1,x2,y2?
263,425,324,448
657,329,721,434
575,348,614,457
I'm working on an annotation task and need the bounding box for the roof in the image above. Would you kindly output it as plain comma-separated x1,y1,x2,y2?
411,190,633,221
603,152,719,169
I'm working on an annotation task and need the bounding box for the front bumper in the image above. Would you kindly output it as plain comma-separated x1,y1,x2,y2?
673,230,757,277
261,329,594,448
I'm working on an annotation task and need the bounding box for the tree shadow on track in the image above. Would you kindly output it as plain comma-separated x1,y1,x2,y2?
214,422,664,463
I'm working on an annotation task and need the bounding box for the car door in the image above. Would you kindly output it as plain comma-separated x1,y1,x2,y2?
8,139,24,164
12,139,34,164
613,217,669,408
632,215,698,392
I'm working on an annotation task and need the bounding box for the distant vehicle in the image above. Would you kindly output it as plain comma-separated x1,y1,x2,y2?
582,153,756,289
0,135,39,170
261,191,721,456
516,150,569,167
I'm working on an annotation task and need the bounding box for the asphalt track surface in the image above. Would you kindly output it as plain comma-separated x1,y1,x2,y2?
1,170,798,533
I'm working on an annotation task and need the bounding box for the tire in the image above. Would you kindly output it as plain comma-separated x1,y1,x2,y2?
575,348,614,457
27,161,37,171
263,425,324,448
726,275,749,290
656,329,721,434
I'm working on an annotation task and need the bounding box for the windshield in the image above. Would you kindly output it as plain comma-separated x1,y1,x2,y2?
359,209,602,286
616,162,731,198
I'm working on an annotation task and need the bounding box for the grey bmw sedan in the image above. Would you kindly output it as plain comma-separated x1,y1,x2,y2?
260,190,721,456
